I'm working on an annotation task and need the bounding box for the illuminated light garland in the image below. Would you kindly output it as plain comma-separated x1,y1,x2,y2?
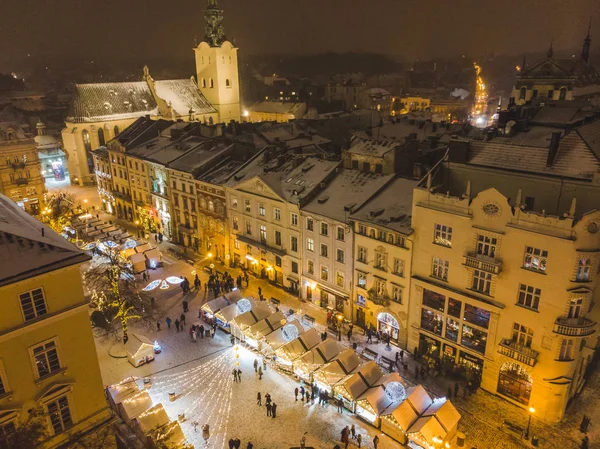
166,276,184,285
143,280,161,291
160,280,169,290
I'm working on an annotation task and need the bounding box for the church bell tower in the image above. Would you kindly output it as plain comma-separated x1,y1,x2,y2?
194,0,241,123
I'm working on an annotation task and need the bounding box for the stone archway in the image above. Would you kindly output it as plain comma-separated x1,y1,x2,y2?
377,312,400,343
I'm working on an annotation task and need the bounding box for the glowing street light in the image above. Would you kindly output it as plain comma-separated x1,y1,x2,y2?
524,406,535,440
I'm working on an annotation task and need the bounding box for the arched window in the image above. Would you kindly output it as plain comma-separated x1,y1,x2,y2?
201,78,206,88
208,116,214,125
559,87,567,100
208,201,214,212
497,362,532,405
369,228,376,238
98,128,106,146
114,125,120,136
209,78,214,88
225,79,231,88
200,198,207,210
82,129,92,152
519,87,527,100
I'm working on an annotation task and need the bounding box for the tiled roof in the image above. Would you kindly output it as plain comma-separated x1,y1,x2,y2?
577,119,600,161
67,78,215,123
468,131,600,180
249,101,306,115
0,193,90,286
67,82,158,123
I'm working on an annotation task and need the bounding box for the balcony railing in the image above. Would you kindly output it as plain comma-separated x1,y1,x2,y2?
463,252,502,274
553,317,596,337
367,288,390,307
498,338,539,367
15,178,28,185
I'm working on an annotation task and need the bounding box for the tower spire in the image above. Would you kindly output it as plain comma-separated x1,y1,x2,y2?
546,38,554,58
204,0,226,47
582,18,592,63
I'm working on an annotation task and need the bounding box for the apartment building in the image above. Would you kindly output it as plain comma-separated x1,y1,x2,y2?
300,169,394,320
226,147,339,292
0,194,111,447
351,177,418,348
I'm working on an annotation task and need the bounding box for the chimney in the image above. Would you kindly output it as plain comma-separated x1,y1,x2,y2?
546,131,561,167
41,228,45,237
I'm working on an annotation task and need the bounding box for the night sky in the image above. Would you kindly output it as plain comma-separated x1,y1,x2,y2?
1,0,598,65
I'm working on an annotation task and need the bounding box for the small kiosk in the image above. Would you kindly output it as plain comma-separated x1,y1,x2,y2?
294,339,342,382
263,320,305,355
275,327,321,370
125,334,156,367
245,311,286,350
231,302,273,341
313,348,362,393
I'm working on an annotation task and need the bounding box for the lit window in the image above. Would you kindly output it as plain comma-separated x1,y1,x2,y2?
259,204,266,217
472,269,491,294
357,246,367,263
432,258,449,281
434,224,452,247
559,339,574,361
46,395,73,435
245,199,251,213
291,213,298,226
523,247,548,273
391,285,402,303
336,272,344,288
19,288,47,321
477,235,497,258
307,238,314,252
393,258,405,276
512,323,534,348
357,272,367,288
321,266,329,281
375,251,387,270
231,197,238,208
576,257,591,282
260,225,267,243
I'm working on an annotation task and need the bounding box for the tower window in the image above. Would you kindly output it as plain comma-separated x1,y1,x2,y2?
210,78,214,88
97,128,105,146
114,125,120,136
201,78,206,88
226,79,231,88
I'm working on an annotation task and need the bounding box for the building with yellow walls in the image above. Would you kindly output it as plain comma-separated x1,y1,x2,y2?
408,126,600,422
0,193,111,446
0,122,45,215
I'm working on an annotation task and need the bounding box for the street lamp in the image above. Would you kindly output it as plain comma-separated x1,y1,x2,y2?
336,314,343,341
524,406,535,440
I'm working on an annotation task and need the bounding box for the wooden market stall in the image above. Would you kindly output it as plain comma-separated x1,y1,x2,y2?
294,338,343,382
312,348,362,393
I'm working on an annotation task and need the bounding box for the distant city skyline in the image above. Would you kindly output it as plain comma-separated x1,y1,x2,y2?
0,0,598,66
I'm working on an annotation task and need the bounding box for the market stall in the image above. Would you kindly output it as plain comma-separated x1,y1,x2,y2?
214,297,257,330
107,377,140,414
149,420,190,448
406,398,461,449
294,338,343,382
231,302,273,341
336,361,384,412
245,311,286,350
125,334,156,367
129,253,147,273
275,327,321,370
121,390,153,423
134,403,170,441
202,290,244,322
135,242,154,254
263,319,305,354
144,248,163,269
380,385,433,445
312,348,362,393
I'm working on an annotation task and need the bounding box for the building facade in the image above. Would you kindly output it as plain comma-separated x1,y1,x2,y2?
0,194,111,447
408,183,600,422
0,122,45,215
351,178,417,348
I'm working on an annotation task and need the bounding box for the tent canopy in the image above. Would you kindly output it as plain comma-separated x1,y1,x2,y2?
342,361,384,401
135,403,170,434
248,311,286,338
314,349,362,387
386,385,433,432
121,390,153,421
125,334,154,358
424,399,461,432
299,339,342,367
233,302,272,329
216,298,258,323
264,319,305,350
203,290,243,315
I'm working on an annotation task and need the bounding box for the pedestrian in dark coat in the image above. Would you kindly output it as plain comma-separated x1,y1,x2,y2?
180,313,186,325
294,387,299,401
271,403,277,418
246,443,253,449
266,403,272,416
234,439,241,449
258,366,263,379
337,397,343,413
228,439,235,449
254,359,258,372
257,392,262,405
373,435,379,449
237,368,242,382
175,319,180,332
183,300,189,312
166,316,172,329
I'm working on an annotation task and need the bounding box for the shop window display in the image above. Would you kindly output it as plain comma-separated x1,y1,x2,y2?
461,324,487,354
463,304,490,329
421,308,443,336
497,362,532,405
423,288,445,312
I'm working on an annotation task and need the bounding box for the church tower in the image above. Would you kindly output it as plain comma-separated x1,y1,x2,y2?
582,21,592,64
194,0,241,123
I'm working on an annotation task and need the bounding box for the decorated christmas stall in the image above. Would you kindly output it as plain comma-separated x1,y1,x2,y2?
133,403,170,442
262,319,305,355
380,385,433,445
126,333,156,367
201,289,243,321
121,389,154,424
275,327,321,370
129,252,147,274
135,242,154,254
230,302,273,341
406,397,461,449
107,377,140,418
149,420,192,449
144,247,163,268
354,374,408,427
336,361,385,412
294,338,343,382
244,311,286,350
214,297,257,330
312,348,362,393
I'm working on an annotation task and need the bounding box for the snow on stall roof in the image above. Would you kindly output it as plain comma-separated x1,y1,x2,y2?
300,339,343,366
135,403,170,435
121,390,153,421
108,378,140,404
349,177,417,234
423,398,461,430
276,327,321,360
264,319,305,350
313,348,362,386
216,298,258,323
303,169,394,223
234,302,272,329
248,311,286,338
125,334,154,357
0,193,90,286
362,386,395,415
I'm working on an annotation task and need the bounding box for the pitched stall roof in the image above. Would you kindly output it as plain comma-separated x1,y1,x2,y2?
0,193,91,286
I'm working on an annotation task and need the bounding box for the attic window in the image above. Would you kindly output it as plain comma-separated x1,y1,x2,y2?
317,196,329,204
285,177,293,183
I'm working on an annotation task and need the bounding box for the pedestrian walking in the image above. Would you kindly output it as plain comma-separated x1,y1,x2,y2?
232,368,238,383
265,393,271,405
294,387,299,401
366,329,372,344
257,392,262,405
357,434,362,448
266,403,272,417
254,359,258,372
166,316,172,329
228,439,235,449
183,300,189,313
180,313,186,326
258,366,263,380
351,424,356,439
258,287,262,297
175,319,180,332
305,392,310,404
156,321,161,331
262,358,267,371
237,368,242,382
400,349,404,360
373,435,379,449
195,275,201,291
246,443,253,449
337,397,343,413
271,402,277,418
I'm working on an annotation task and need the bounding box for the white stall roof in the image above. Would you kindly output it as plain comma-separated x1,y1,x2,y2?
264,319,305,350
300,339,342,366
385,385,433,432
135,243,154,254
122,248,136,258
151,420,187,447
314,348,362,386
248,311,286,338
129,253,146,264
125,334,154,358
108,378,139,404
423,399,461,431
144,248,162,261
122,390,153,421
276,327,321,361
233,302,272,329
135,403,170,434
342,361,384,400
216,298,257,323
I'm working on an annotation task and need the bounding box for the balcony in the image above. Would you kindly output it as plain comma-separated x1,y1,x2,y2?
15,178,29,185
553,317,596,337
11,162,25,170
463,252,502,274
367,288,390,307
498,338,539,367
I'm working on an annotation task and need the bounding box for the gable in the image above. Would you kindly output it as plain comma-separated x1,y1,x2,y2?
232,175,284,202
519,57,574,80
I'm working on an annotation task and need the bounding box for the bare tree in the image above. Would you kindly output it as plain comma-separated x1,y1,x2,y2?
84,247,158,343
1,408,48,449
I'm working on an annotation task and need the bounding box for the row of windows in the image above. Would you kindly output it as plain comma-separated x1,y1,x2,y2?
357,224,405,247
200,78,232,89
83,126,119,151
356,274,403,304
306,217,346,241
357,246,405,277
